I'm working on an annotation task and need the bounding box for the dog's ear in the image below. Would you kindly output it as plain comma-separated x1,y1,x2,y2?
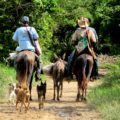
16,83,19,88
15,88,19,94
8,83,12,86
18,85,21,88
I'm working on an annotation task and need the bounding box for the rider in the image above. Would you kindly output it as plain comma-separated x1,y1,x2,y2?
67,17,97,79
84,17,99,79
12,16,42,81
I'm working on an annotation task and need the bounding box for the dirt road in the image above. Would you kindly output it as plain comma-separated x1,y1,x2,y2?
0,75,103,120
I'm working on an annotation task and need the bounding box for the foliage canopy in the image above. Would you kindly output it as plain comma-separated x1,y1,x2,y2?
0,0,120,62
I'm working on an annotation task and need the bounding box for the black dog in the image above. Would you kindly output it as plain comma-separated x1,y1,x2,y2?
36,81,46,109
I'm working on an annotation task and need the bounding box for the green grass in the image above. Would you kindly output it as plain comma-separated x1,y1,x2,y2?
0,63,16,102
99,63,119,70
88,68,120,120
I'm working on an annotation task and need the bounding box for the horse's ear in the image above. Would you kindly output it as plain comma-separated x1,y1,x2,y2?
62,53,66,60
54,54,59,61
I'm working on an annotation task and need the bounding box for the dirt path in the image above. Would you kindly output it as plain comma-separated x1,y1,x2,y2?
0,75,104,120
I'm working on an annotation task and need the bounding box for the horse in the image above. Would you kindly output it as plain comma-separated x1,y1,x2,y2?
15,50,35,100
52,58,66,101
42,57,67,101
72,53,93,101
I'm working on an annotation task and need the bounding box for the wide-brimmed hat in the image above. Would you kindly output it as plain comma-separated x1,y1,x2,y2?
77,18,86,28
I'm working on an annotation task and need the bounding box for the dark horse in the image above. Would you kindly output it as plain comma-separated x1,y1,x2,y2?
15,51,35,100
73,54,93,101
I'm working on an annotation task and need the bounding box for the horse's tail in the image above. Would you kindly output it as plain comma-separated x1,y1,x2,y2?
74,54,87,80
16,54,29,79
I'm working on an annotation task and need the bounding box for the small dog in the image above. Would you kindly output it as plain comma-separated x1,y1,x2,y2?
15,86,30,112
8,83,16,104
37,81,46,109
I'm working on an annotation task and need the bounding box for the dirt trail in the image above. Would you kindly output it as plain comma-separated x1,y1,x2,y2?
0,75,104,120
0,54,117,120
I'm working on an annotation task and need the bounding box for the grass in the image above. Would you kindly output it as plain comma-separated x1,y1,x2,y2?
0,64,16,102
88,60,120,120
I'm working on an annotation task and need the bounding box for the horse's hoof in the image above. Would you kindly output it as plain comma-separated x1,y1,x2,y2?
30,98,32,101
76,99,79,102
83,98,87,101
81,97,87,101
57,98,60,101
52,98,55,101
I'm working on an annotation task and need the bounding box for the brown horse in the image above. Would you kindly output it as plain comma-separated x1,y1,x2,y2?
73,54,93,101
52,58,66,101
15,51,35,100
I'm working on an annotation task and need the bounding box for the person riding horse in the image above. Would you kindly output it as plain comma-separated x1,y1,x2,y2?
84,17,99,79
12,16,42,81
67,17,97,79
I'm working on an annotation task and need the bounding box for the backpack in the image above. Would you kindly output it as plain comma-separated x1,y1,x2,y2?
75,31,88,54
75,29,97,59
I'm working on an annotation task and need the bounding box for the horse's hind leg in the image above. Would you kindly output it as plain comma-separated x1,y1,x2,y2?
87,57,94,80
84,87,87,101
81,88,86,101
53,81,56,100
76,82,80,102
57,82,60,101
59,80,63,98
29,74,33,101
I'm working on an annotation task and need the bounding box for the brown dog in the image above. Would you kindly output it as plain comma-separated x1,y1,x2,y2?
15,86,30,112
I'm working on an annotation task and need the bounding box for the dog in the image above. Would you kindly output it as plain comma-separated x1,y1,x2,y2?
8,83,16,104
15,86,30,112
36,81,46,109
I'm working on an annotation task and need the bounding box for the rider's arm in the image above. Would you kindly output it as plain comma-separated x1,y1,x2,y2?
12,29,19,41
32,27,42,56
71,29,79,45
89,30,97,43
35,40,42,56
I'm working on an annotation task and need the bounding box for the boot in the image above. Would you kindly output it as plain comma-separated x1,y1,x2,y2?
66,50,76,80
35,69,41,81
66,63,73,80
35,56,42,81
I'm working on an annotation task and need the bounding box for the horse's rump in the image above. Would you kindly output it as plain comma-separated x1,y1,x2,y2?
52,59,66,81
16,51,35,88
73,54,93,80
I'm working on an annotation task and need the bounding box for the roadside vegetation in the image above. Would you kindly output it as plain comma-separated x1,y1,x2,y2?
88,55,120,120
0,64,16,102
0,63,46,103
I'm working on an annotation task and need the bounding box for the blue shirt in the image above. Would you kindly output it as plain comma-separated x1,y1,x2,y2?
13,26,39,52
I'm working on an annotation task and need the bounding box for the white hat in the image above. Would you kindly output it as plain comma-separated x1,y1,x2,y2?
77,17,86,27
